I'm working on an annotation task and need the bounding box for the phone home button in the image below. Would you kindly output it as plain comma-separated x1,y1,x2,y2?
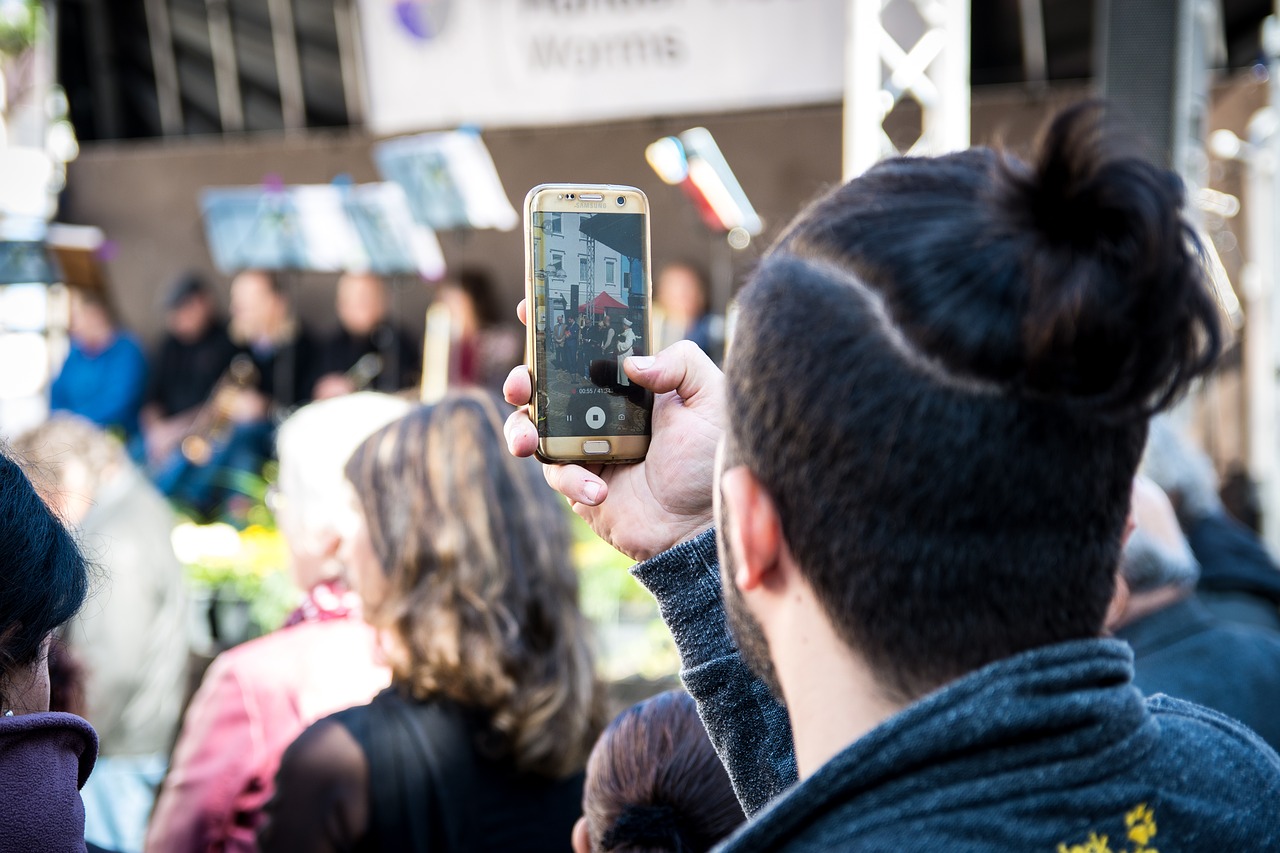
582,440,611,456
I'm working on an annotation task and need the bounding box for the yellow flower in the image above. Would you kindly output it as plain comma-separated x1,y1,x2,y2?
1125,803,1157,849
1057,832,1114,853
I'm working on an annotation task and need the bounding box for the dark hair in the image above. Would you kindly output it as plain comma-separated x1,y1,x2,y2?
47,639,87,717
583,691,744,853
0,450,89,707
725,102,1221,701
164,270,211,310
344,391,603,777
456,266,502,327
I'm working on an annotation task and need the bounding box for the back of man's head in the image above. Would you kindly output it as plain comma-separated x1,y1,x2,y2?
725,103,1221,701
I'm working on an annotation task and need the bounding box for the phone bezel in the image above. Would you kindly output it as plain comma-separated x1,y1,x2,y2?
524,183,653,464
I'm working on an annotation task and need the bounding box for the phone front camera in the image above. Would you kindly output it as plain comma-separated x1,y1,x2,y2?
616,196,626,206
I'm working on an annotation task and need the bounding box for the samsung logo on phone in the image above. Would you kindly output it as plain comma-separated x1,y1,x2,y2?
575,201,606,209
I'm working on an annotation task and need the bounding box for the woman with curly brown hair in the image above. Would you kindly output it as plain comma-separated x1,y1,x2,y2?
259,391,604,852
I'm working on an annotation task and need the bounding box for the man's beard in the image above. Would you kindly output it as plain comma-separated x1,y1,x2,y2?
718,516,785,704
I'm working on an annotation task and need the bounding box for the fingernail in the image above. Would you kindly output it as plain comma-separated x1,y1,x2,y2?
583,481,602,504
628,356,655,371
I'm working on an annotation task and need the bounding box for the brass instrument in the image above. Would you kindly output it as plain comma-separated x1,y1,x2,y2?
180,355,259,466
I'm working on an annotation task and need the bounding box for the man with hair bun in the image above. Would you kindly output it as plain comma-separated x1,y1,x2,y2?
505,103,1280,850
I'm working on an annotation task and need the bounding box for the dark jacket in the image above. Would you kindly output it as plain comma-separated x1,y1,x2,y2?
1118,594,1280,752
262,689,583,852
1187,509,1280,631
313,323,421,393
0,712,98,853
146,324,238,416
242,326,318,411
633,530,1280,852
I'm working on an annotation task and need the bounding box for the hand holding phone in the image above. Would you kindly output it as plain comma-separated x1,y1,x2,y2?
524,184,654,463
504,326,724,562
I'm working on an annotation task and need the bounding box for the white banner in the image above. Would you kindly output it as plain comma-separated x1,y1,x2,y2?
359,0,846,133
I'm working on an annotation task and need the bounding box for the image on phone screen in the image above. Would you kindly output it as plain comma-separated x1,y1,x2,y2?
531,209,652,440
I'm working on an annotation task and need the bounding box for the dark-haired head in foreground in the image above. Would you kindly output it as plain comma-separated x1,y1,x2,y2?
719,101,1221,705
575,690,744,853
0,449,89,714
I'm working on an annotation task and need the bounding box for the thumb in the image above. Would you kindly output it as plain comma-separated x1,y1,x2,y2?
624,340,724,399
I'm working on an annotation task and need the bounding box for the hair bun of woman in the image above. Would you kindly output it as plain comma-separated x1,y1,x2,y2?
993,100,1221,417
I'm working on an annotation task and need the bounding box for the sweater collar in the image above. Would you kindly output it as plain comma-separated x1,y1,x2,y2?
726,638,1150,851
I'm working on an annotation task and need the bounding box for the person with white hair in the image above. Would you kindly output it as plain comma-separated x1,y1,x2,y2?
146,392,412,853
1108,477,1280,752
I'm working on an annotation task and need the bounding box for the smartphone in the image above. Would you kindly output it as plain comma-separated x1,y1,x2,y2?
524,184,653,464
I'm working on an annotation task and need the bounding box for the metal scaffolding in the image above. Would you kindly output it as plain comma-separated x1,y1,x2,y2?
843,0,971,180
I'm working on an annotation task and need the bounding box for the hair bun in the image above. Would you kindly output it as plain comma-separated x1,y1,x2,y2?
601,803,682,851
993,101,1221,416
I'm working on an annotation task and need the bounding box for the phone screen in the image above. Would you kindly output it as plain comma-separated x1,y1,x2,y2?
531,209,652,439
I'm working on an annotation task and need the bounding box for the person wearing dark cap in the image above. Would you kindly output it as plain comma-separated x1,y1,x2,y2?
140,273,237,464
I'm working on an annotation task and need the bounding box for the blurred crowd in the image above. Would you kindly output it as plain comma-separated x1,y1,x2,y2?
2,103,1280,853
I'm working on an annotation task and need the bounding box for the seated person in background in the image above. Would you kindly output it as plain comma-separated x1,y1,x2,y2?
1143,416,1280,632
574,690,744,853
146,392,409,853
161,269,317,517
312,271,421,399
229,269,317,415
0,449,95,853
15,417,189,853
429,268,522,390
1109,477,1280,752
505,104,1280,849
51,288,148,441
652,262,724,363
260,392,604,852
139,272,237,469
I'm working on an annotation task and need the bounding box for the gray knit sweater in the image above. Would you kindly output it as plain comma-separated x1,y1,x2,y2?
632,529,1280,852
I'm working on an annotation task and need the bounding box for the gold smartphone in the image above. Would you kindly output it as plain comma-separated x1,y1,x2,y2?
524,184,653,464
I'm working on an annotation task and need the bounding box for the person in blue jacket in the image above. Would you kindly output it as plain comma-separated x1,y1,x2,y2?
1142,416,1280,632
51,289,147,440
1111,476,1280,753
504,103,1280,851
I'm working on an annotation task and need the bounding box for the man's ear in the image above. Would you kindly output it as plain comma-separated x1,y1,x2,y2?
720,466,784,593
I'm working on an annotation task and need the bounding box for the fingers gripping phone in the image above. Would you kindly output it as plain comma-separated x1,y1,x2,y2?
524,184,653,463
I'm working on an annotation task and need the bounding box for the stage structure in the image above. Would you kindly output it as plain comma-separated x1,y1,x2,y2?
843,0,971,178
1224,8,1280,554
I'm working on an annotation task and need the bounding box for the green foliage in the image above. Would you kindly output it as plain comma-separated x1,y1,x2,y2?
0,1,40,59
569,511,679,681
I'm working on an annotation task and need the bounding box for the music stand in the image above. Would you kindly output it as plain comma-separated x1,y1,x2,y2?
200,187,322,273
373,129,518,232
341,182,445,279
